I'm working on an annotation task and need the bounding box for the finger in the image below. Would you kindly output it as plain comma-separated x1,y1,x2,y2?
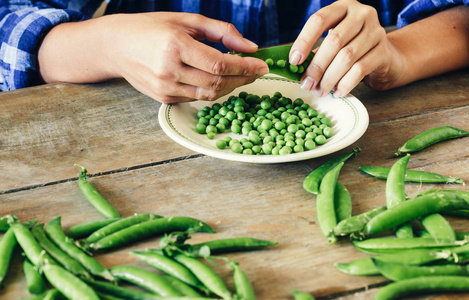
302,15,365,93
318,23,385,94
177,64,260,92
178,36,268,76
182,14,259,53
334,43,387,97
289,2,349,66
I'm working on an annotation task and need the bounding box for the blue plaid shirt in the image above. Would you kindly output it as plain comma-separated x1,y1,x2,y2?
1,0,467,91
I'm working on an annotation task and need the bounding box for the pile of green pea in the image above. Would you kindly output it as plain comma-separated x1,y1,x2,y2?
195,91,333,155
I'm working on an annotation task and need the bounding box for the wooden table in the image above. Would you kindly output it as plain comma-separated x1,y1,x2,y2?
1,67,468,300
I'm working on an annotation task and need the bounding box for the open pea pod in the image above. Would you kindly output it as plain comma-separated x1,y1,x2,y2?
237,45,314,81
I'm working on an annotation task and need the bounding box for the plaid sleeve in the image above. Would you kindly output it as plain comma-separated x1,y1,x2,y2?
0,7,85,91
397,0,469,28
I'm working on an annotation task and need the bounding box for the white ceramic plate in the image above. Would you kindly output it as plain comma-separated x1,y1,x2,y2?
159,76,369,163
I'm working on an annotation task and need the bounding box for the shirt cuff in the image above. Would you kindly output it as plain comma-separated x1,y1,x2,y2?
0,8,85,91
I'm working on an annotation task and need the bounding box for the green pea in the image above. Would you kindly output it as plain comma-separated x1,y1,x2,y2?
321,117,332,127
215,124,225,133
216,140,227,149
229,139,240,147
205,125,217,134
197,110,206,118
252,145,262,154
315,135,327,145
293,145,304,153
265,58,274,66
287,124,298,133
295,138,304,146
279,146,292,155
262,144,273,154
307,108,318,117
289,64,298,73
276,60,286,67
226,111,236,121
207,132,216,140
304,139,316,150
195,123,206,134
198,117,209,126
249,135,261,145
231,124,241,134
323,127,333,138
274,121,286,131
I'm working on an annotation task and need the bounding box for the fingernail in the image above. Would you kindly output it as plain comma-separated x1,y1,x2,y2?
289,50,302,65
196,87,205,100
313,87,325,97
257,65,269,75
300,76,315,91
333,89,343,98
243,38,258,49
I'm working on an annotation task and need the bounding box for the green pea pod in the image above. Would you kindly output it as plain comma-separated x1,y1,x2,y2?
31,224,90,278
354,237,466,255
374,276,469,300
0,215,37,232
9,218,54,267
75,164,121,219
237,45,314,81
24,259,46,294
85,213,162,244
317,162,344,244
41,263,100,300
420,213,456,242
385,154,413,238
66,218,120,239
173,254,232,300
130,251,205,291
335,248,455,276
0,228,17,286
110,265,183,297
395,126,469,156
84,279,169,300
334,257,379,276
359,166,465,184
303,147,360,194
89,216,214,251
363,191,469,237
333,206,387,238
334,182,352,223
418,189,469,201
373,259,469,282
232,264,255,300
0,215,10,232
189,237,278,255
292,289,315,300
21,289,64,300
45,216,114,281
163,275,203,297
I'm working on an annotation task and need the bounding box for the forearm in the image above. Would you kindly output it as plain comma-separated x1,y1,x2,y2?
38,15,119,84
388,5,469,87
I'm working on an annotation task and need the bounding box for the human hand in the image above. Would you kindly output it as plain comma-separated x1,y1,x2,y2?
289,0,403,97
106,12,268,103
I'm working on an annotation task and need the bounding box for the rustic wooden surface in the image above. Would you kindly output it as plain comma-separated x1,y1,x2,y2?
1,67,468,300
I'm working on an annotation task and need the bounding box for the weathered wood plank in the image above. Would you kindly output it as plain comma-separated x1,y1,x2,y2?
0,79,195,191
1,69,468,192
